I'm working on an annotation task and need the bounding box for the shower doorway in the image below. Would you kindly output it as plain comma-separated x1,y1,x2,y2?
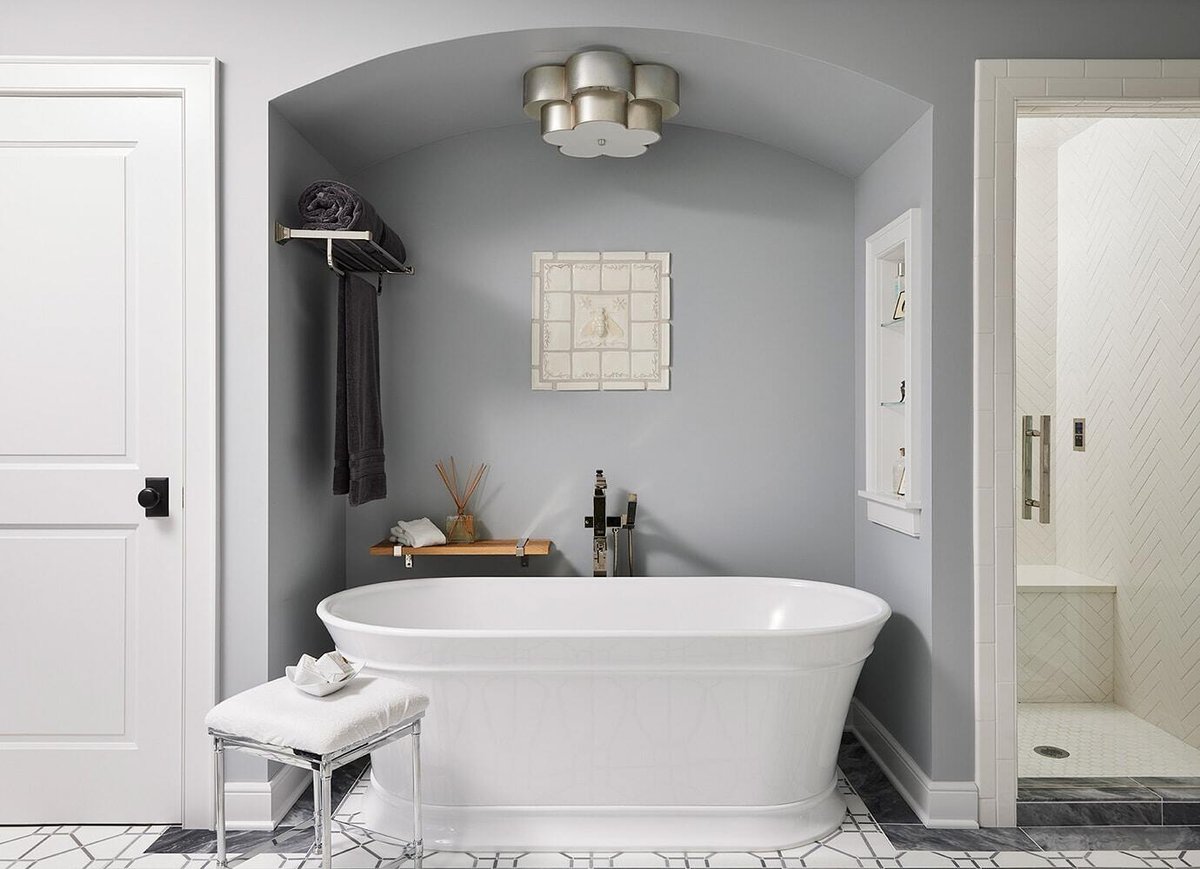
1013,112,1200,794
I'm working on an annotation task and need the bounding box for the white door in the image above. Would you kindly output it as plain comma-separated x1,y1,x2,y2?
0,93,186,822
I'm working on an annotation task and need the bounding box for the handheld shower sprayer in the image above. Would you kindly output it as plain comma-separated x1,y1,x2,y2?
584,473,640,576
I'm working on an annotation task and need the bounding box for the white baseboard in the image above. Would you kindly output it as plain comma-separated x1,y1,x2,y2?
224,764,309,831
848,699,978,829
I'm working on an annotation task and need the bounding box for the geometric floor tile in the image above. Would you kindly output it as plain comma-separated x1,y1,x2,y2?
11,734,1200,868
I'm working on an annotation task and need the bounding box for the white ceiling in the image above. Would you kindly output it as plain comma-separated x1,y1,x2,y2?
272,27,930,178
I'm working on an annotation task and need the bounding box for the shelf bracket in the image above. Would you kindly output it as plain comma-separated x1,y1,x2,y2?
516,537,529,568
326,238,346,277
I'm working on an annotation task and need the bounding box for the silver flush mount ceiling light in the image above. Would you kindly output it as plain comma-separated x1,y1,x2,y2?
523,50,680,158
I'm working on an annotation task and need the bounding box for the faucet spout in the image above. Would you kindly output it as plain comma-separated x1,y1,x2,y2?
593,470,607,538
586,471,639,577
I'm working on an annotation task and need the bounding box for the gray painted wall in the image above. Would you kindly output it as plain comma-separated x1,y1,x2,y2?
853,112,937,772
345,123,855,585
9,0,1200,789
266,109,347,681
243,108,351,781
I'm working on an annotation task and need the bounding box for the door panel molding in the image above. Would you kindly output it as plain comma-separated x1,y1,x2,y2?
0,56,219,828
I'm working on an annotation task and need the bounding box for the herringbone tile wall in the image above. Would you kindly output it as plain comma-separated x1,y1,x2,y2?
1017,590,1114,701
1052,118,1200,746
1015,137,1061,566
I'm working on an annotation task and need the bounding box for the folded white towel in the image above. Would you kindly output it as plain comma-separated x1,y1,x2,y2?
389,517,447,548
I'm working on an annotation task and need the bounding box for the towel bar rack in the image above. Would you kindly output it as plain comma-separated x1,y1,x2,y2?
274,223,414,280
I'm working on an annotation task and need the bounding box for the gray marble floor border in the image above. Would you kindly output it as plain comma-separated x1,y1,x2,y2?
1017,775,1200,827
145,757,369,855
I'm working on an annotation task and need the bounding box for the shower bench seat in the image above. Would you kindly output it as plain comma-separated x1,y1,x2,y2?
1017,565,1115,704
1017,564,1115,593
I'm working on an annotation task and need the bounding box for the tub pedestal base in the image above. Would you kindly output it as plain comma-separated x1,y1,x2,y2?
362,773,846,852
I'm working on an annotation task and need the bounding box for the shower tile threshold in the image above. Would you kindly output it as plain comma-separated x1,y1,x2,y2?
14,736,1200,868
1018,776,1200,827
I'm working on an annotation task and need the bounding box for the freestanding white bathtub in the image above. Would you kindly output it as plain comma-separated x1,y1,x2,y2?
317,576,889,851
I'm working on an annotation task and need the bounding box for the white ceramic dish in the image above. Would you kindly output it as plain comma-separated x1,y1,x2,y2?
285,660,364,696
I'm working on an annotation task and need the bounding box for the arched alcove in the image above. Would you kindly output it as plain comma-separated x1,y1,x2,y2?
265,27,934,783
266,23,932,577
272,26,930,176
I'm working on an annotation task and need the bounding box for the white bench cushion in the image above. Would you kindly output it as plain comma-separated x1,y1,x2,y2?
205,675,428,756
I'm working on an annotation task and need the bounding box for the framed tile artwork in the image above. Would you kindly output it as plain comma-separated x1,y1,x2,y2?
531,251,671,391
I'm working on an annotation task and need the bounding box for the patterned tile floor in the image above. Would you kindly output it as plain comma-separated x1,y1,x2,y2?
13,736,1200,868
1020,704,1200,778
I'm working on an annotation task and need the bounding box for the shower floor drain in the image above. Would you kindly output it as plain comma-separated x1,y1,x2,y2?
1034,744,1071,759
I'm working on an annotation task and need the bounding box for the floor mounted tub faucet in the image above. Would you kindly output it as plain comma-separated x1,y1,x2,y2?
584,470,638,576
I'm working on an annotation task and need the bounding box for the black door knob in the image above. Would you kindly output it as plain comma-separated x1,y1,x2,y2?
138,477,169,517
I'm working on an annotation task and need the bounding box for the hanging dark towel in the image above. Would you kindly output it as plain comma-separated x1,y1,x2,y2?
333,273,386,505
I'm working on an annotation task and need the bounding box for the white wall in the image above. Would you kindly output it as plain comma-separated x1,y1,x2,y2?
8,0,1200,789
1056,118,1200,747
1017,588,1114,702
1013,120,1114,708
1014,139,1060,567
1011,117,1200,728
346,124,856,584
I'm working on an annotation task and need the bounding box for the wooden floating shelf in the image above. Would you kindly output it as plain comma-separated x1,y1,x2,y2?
370,538,552,567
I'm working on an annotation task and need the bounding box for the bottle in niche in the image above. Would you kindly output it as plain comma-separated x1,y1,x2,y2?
893,447,907,496
892,260,906,321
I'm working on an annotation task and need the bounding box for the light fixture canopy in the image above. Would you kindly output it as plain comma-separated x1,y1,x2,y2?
522,49,679,158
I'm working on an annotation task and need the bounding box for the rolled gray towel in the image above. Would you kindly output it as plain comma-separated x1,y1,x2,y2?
297,180,407,267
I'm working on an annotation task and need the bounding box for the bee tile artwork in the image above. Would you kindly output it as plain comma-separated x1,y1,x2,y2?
531,251,671,391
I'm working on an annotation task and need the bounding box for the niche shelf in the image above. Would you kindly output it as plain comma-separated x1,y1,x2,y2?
370,537,552,568
858,208,922,537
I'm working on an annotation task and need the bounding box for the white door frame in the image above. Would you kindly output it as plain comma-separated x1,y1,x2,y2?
0,57,220,828
973,58,1200,827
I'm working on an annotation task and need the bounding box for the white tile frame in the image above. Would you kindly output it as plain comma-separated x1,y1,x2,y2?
973,58,1200,827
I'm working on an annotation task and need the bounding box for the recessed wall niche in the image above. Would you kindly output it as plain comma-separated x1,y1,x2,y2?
531,251,671,391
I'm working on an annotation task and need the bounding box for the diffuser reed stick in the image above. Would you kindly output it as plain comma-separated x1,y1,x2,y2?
436,458,487,543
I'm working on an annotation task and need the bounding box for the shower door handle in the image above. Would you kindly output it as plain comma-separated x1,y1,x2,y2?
1021,414,1051,524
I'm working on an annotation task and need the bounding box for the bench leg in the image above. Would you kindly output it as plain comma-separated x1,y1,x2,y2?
213,738,226,867
318,762,333,869
411,720,423,866
311,768,323,861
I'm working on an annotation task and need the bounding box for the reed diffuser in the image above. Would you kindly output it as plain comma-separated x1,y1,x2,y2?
435,457,486,544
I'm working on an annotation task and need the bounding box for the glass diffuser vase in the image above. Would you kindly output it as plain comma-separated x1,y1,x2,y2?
446,512,476,544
